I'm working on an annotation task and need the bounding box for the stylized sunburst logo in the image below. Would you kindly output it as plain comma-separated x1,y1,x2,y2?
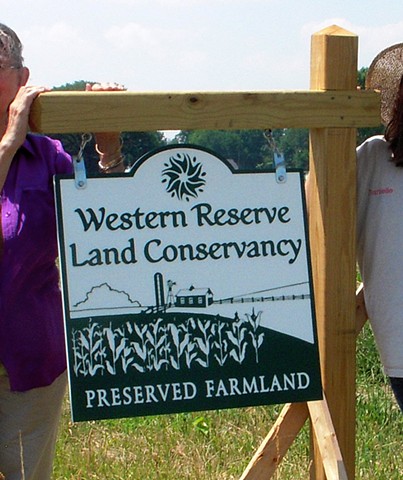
161,153,206,201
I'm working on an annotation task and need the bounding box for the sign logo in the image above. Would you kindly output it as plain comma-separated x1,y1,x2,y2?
55,146,322,421
162,152,206,200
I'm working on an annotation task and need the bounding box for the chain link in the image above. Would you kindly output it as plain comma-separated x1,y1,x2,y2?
263,129,280,155
77,133,92,162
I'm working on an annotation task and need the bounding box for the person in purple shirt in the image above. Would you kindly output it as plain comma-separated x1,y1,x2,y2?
0,23,125,480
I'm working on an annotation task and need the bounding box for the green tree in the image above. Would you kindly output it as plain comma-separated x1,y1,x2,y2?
48,81,166,173
176,128,309,171
53,80,90,91
357,67,368,89
269,128,309,171
176,129,270,170
357,66,384,144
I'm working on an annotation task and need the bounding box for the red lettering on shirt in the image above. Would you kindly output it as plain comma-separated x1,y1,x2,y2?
369,187,394,196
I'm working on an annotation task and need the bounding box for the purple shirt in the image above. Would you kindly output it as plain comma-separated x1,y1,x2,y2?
0,134,72,391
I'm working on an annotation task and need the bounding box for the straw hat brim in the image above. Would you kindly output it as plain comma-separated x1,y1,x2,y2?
366,43,403,125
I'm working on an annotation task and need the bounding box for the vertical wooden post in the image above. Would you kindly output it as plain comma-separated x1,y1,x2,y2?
308,26,357,480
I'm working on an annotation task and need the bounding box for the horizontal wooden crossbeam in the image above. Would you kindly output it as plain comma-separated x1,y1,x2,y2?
29,90,380,134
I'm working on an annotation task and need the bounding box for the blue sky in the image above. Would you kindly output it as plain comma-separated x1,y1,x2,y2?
2,0,403,91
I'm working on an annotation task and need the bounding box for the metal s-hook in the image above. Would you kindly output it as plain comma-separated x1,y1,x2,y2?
73,133,92,189
263,129,287,184
263,129,279,155
273,152,287,184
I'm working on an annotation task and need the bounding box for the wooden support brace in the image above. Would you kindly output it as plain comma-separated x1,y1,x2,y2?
239,402,309,480
239,396,349,480
308,397,349,480
240,288,367,480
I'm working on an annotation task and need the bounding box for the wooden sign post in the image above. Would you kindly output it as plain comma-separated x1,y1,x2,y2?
30,25,380,480
308,26,358,480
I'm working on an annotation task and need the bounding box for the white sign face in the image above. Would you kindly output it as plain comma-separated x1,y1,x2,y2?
55,146,321,421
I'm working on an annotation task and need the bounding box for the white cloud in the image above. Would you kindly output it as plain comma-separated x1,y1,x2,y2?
21,22,98,86
105,22,190,51
356,22,403,67
102,22,211,89
11,2,403,93
91,0,269,5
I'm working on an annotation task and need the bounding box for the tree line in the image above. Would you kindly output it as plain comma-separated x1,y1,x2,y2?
50,69,383,173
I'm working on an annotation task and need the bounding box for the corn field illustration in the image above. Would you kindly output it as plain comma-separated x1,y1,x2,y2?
70,310,265,378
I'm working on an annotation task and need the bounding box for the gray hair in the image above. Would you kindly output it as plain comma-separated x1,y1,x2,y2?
0,23,24,68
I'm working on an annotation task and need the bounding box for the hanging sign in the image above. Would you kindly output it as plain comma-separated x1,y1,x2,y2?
55,145,322,422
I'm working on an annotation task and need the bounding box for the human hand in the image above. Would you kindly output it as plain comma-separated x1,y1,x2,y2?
85,82,125,92
4,85,50,151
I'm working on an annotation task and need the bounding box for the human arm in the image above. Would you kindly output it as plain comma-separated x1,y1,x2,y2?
356,283,368,334
86,82,126,173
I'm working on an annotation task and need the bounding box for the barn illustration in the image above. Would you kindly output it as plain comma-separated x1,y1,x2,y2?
174,286,214,308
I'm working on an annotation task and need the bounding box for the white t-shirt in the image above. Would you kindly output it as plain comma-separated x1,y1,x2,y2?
357,135,403,378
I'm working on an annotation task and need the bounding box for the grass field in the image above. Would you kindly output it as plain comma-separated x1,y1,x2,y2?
53,324,402,479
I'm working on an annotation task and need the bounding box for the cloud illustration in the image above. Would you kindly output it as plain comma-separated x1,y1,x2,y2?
73,283,141,310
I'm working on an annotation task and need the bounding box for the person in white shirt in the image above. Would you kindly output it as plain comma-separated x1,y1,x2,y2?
357,43,403,413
